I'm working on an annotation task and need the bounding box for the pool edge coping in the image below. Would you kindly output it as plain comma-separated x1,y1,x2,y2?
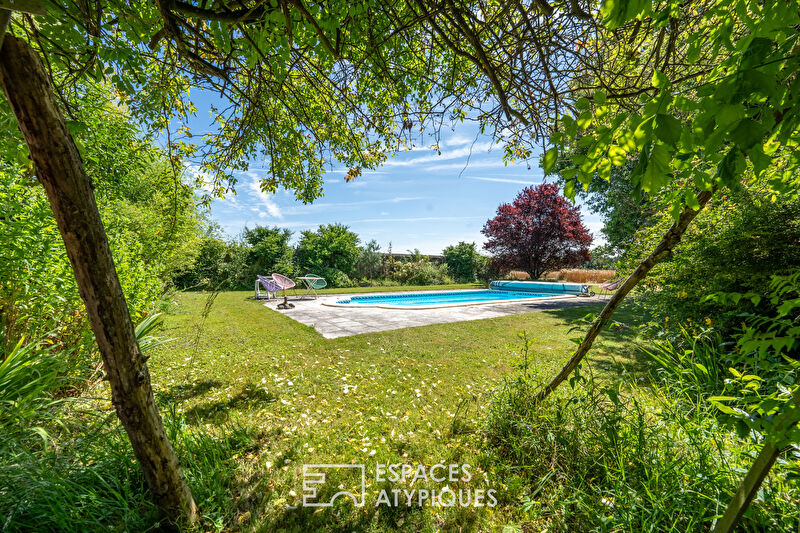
321,292,581,310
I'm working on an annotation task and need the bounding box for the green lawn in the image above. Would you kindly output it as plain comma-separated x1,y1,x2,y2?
151,289,643,531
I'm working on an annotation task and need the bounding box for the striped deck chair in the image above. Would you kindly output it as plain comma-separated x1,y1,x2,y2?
255,275,281,300
597,279,621,298
271,273,297,309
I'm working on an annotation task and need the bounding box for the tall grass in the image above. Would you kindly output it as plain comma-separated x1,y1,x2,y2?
0,408,260,531
0,315,261,532
481,365,800,531
641,323,731,400
543,269,617,283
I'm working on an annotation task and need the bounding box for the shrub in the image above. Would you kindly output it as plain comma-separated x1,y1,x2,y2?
443,241,481,282
355,239,382,279
241,226,295,283
328,271,355,288
0,167,166,379
296,224,360,287
474,255,498,283
623,186,800,326
390,260,453,286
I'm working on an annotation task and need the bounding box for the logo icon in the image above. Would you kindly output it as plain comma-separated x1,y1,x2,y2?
301,464,366,507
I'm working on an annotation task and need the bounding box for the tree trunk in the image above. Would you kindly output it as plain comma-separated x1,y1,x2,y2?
713,386,800,533
534,189,713,404
0,35,197,524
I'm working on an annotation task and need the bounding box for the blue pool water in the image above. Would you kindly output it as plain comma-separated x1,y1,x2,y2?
334,290,564,308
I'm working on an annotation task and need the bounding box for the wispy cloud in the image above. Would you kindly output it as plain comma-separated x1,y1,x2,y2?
384,141,495,167
423,159,516,172
355,216,485,223
464,176,543,185
284,196,427,214
245,173,282,219
442,135,476,147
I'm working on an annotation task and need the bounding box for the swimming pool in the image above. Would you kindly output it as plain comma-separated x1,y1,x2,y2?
325,288,580,309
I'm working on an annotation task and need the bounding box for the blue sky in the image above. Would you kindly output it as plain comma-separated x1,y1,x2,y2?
183,96,603,255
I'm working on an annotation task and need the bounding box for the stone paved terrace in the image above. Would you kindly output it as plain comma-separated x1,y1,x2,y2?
262,290,604,338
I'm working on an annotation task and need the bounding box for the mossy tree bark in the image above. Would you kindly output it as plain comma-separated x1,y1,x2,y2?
0,34,197,524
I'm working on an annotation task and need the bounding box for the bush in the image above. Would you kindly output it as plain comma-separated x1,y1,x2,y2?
296,224,360,287
623,186,800,326
241,226,295,282
0,166,169,379
645,271,800,441
443,241,481,282
390,260,453,286
474,255,498,283
328,271,355,288
355,239,382,279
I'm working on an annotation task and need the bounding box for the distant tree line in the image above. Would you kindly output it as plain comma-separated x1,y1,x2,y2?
172,223,496,290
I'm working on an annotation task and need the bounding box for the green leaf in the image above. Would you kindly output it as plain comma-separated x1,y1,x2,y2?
608,144,627,166
652,70,670,89
740,37,773,70
729,119,764,151
593,89,607,105
562,115,577,137
654,114,682,146
563,179,576,200
632,115,654,145
577,111,592,130
717,146,744,187
717,104,745,132
686,41,701,63
708,395,738,402
642,144,670,193
601,0,651,29
575,97,591,110
542,147,558,174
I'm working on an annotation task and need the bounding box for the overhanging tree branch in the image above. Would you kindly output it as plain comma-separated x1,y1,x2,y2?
533,188,715,404
168,0,271,23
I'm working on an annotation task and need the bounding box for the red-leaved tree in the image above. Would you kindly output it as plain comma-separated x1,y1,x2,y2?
482,183,592,279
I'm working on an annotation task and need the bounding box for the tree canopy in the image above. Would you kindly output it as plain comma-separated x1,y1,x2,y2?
295,223,360,284
482,183,592,279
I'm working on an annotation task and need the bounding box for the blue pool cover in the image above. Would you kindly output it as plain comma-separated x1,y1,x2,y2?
490,281,588,295
333,281,588,308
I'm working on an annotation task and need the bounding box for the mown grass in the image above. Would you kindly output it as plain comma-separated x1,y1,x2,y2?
145,289,640,531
